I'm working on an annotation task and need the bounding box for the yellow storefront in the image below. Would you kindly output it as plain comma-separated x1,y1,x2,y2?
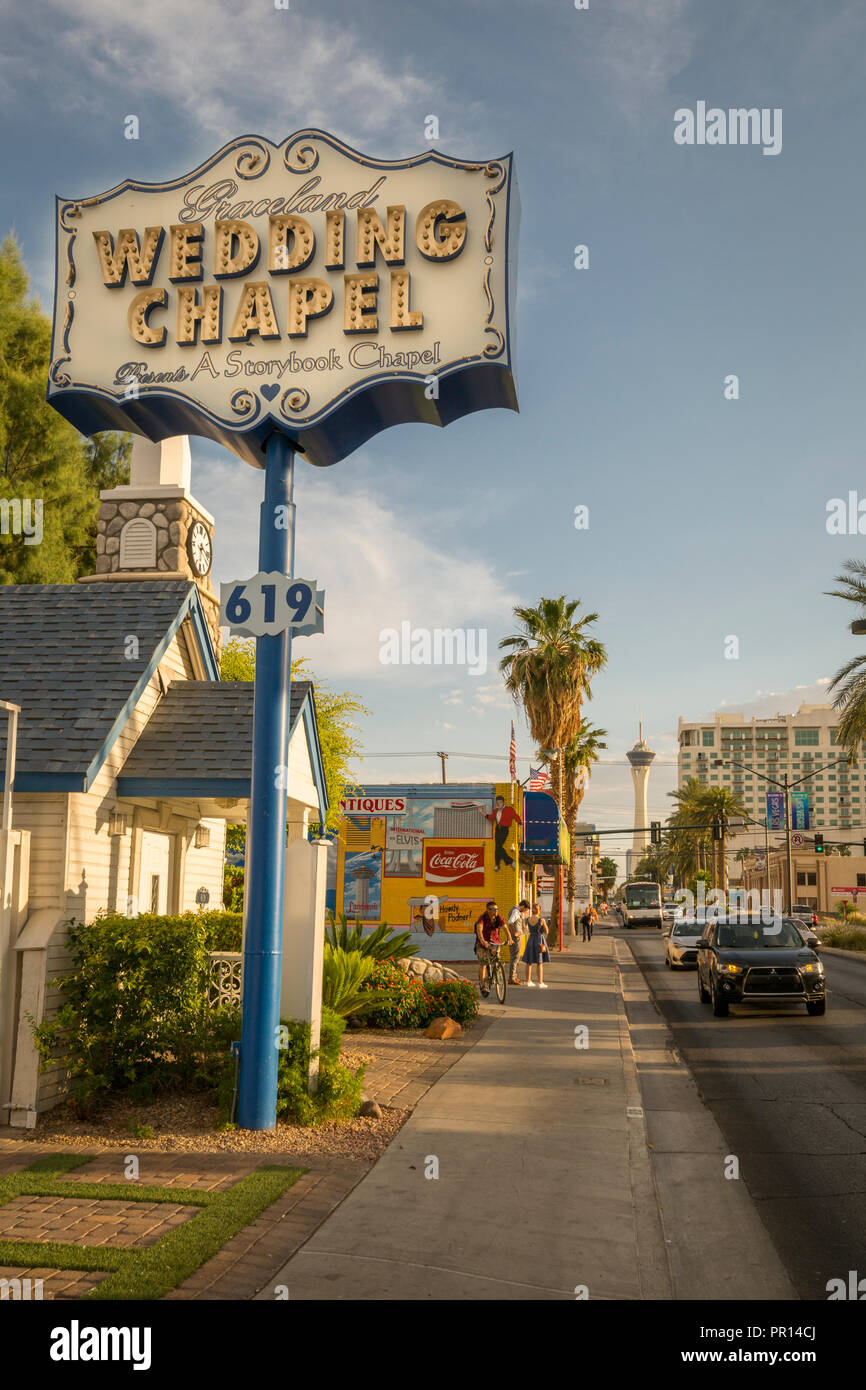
335,783,524,959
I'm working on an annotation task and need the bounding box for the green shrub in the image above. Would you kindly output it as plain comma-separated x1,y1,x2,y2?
32,913,241,1115
423,978,479,1027
325,912,418,961
274,1005,364,1125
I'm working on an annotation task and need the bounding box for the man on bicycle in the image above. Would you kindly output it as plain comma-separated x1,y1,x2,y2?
475,900,508,998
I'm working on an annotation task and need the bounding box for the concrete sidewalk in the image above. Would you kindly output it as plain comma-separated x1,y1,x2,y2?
263,932,799,1301
262,935,671,1300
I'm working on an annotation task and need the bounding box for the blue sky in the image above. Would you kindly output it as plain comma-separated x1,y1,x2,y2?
4,0,866,867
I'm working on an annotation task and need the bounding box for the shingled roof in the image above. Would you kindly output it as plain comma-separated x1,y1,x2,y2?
116,679,321,804
0,581,217,790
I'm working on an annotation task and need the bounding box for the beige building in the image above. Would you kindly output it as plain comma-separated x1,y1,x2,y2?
678,704,864,854
742,849,866,916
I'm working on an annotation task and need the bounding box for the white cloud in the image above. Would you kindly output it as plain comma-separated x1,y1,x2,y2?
592,0,697,120
0,1,444,150
713,680,834,721
201,447,518,680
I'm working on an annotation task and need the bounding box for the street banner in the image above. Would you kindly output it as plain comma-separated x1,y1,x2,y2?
790,791,810,830
766,792,785,830
47,131,519,468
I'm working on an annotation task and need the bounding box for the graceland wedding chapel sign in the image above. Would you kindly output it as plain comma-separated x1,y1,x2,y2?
46,130,518,1130
47,130,518,466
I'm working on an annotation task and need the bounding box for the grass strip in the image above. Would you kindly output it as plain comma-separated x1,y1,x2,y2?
0,1153,96,1210
0,1239,130,1272
0,1153,303,1300
16,1178,213,1206
87,1164,303,1300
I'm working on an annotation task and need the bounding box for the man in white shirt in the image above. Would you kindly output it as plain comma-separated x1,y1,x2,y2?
507,899,530,984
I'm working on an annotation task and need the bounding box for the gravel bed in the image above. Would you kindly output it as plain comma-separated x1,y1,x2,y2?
13,1090,409,1161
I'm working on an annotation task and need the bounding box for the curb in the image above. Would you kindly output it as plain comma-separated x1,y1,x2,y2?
817,944,866,964
609,940,675,1300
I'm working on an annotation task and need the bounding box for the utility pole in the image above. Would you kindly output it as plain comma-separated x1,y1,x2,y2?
436,751,448,784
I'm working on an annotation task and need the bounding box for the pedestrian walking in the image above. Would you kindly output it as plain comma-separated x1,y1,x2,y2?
507,899,530,983
522,903,551,988
580,906,593,942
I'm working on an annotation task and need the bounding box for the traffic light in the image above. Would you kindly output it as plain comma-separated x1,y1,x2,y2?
650,821,661,846
815,833,824,854
712,818,723,841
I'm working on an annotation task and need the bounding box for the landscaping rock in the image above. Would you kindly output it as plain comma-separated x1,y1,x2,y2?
360,1100,383,1118
396,956,461,984
348,1016,364,1029
425,1016,463,1039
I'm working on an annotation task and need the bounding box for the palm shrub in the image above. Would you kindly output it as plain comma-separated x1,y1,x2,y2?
321,943,402,1018
325,911,418,961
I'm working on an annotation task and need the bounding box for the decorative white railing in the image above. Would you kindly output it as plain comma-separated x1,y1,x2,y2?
207,952,242,1011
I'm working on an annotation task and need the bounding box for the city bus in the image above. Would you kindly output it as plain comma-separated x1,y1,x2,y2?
621,880,664,929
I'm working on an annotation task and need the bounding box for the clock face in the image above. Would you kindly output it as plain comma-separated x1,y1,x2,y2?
187,520,212,577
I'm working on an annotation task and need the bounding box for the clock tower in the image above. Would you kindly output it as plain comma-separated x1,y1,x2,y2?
84,435,221,657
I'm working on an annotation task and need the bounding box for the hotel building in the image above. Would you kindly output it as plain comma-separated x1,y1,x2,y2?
677,704,863,850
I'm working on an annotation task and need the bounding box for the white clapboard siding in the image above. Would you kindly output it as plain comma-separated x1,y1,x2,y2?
180,818,228,912
9,796,68,908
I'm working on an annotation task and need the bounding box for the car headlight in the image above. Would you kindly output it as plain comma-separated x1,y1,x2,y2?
718,962,744,975
800,961,824,975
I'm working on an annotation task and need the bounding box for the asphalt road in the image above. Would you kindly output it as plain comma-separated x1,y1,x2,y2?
624,925,866,1300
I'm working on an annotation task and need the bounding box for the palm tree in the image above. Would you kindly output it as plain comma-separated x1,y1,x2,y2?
827,559,866,757
500,597,607,938
540,720,608,923
694,785,748,891
667,778,710,878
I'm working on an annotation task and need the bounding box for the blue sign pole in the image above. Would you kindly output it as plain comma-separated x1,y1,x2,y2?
238,432,295,1130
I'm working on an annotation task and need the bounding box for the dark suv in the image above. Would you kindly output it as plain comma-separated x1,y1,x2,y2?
697,914,826,1018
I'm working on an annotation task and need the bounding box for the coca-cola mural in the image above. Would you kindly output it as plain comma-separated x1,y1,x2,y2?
424,844,486,887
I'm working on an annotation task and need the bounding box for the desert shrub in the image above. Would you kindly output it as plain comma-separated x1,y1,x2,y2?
820,924,866,952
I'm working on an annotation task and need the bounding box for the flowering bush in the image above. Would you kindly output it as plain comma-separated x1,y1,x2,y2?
357,962,479,1030
423,979,479,1028
358,961,432,1028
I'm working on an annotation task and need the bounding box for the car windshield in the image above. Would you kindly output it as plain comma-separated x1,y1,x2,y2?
714,919,804,950
672,922,700,937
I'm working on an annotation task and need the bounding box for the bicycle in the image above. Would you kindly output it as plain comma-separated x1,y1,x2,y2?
479,943,508,1004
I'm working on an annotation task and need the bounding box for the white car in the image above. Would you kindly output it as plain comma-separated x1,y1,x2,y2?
664,918,703,969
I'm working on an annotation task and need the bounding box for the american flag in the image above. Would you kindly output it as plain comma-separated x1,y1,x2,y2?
529,765,551,791
509,721,517,782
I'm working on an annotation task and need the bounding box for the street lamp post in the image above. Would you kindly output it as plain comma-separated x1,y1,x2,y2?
713,754,852,913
